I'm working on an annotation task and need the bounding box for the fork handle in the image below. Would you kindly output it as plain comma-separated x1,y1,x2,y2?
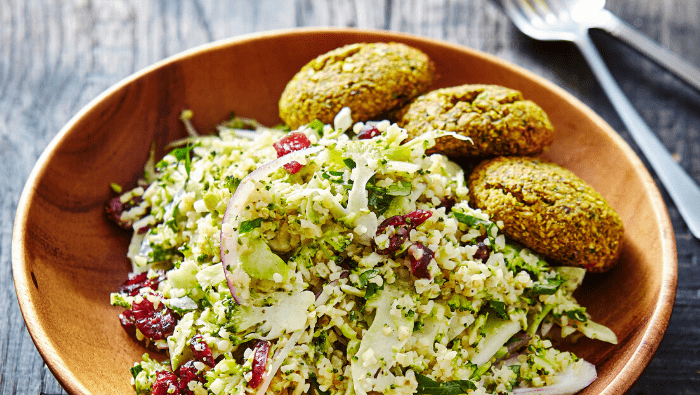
595,9,700,92
574,33,700,238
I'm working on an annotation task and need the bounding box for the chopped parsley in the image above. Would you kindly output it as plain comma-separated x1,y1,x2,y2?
240,218,264,233
224,175,241,193
169,143,195,178
488,299,509,320
564,308,588,322
532,278,565,295
366,184,395,215
415,374,476,395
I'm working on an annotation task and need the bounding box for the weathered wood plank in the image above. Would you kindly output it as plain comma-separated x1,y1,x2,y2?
1,0,699,394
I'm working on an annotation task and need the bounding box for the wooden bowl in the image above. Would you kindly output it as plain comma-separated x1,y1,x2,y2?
12,28,677,395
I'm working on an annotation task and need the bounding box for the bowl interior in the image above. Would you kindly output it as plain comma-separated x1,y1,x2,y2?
13,29,676,395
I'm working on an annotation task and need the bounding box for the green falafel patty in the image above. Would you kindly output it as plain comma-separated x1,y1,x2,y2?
279,42,434,129
468,156,624,272
394,84,554,157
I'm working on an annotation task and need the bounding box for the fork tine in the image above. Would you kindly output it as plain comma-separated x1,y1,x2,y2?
505,0,542,26
531,0,557,20
542,0,572,20
541,0,561,13
501,0,575,41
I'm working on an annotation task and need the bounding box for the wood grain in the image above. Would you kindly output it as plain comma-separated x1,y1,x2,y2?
2,1,699,394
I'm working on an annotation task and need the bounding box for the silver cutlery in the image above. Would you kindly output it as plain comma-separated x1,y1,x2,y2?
501,0,700,238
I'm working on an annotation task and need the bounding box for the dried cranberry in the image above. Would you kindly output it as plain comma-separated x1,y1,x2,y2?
274,132,311,174
374,215,411,256
357,125,381,140
373,210,433,256
106,195,143,229
283,160,303,174
473,241,491,262
439,196,456,212
131,294,178,341
190,335,216,367
118,310,136,338
118,270,166,296
408,242,434,279
119,272,147,295
151,370,179,395
376,215,408,233
273,132,311,157
249,340,270,388
405,209,432,227
178,360,204,395
105,197,131,229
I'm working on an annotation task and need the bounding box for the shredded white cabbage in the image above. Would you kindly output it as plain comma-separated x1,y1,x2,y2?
111,111,616,395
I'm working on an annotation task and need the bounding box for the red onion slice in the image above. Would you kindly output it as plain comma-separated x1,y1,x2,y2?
220,146,323,304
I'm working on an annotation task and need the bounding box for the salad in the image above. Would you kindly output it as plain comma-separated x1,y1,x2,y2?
108,108,617,395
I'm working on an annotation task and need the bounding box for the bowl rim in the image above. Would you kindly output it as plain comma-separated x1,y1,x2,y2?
11,27,677,395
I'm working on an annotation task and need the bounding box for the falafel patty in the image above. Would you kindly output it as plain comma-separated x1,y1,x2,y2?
279,42,435,130
394,84,554,157
468,156,624,272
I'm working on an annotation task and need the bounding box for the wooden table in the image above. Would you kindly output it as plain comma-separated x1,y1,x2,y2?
2,1,699,394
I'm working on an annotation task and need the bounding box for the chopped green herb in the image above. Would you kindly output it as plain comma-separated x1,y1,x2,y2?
364,283,383,299
564,308,588,322
448,294,473,312
169,144,192,163
168,143,195,179
148,244,178,263
470,362,492,381
532,278,565,295
322,170,345,183
358,269,379,287
453,211,498,245
453,212,486,227
224,175,241,193
489,299,509,320
165,218,180,232
413,319,425,332
343,158,356,169
348,310,360,323
129,364,143,379
308,119,325,136
508,364,521,376
366,184,394,215
240,218,264,233
415,373,476,395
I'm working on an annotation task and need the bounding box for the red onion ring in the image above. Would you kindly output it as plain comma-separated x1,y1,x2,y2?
220,146,324,304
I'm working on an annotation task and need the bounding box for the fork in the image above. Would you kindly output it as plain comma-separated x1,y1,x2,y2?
501,0,700,239
587,0,700,92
